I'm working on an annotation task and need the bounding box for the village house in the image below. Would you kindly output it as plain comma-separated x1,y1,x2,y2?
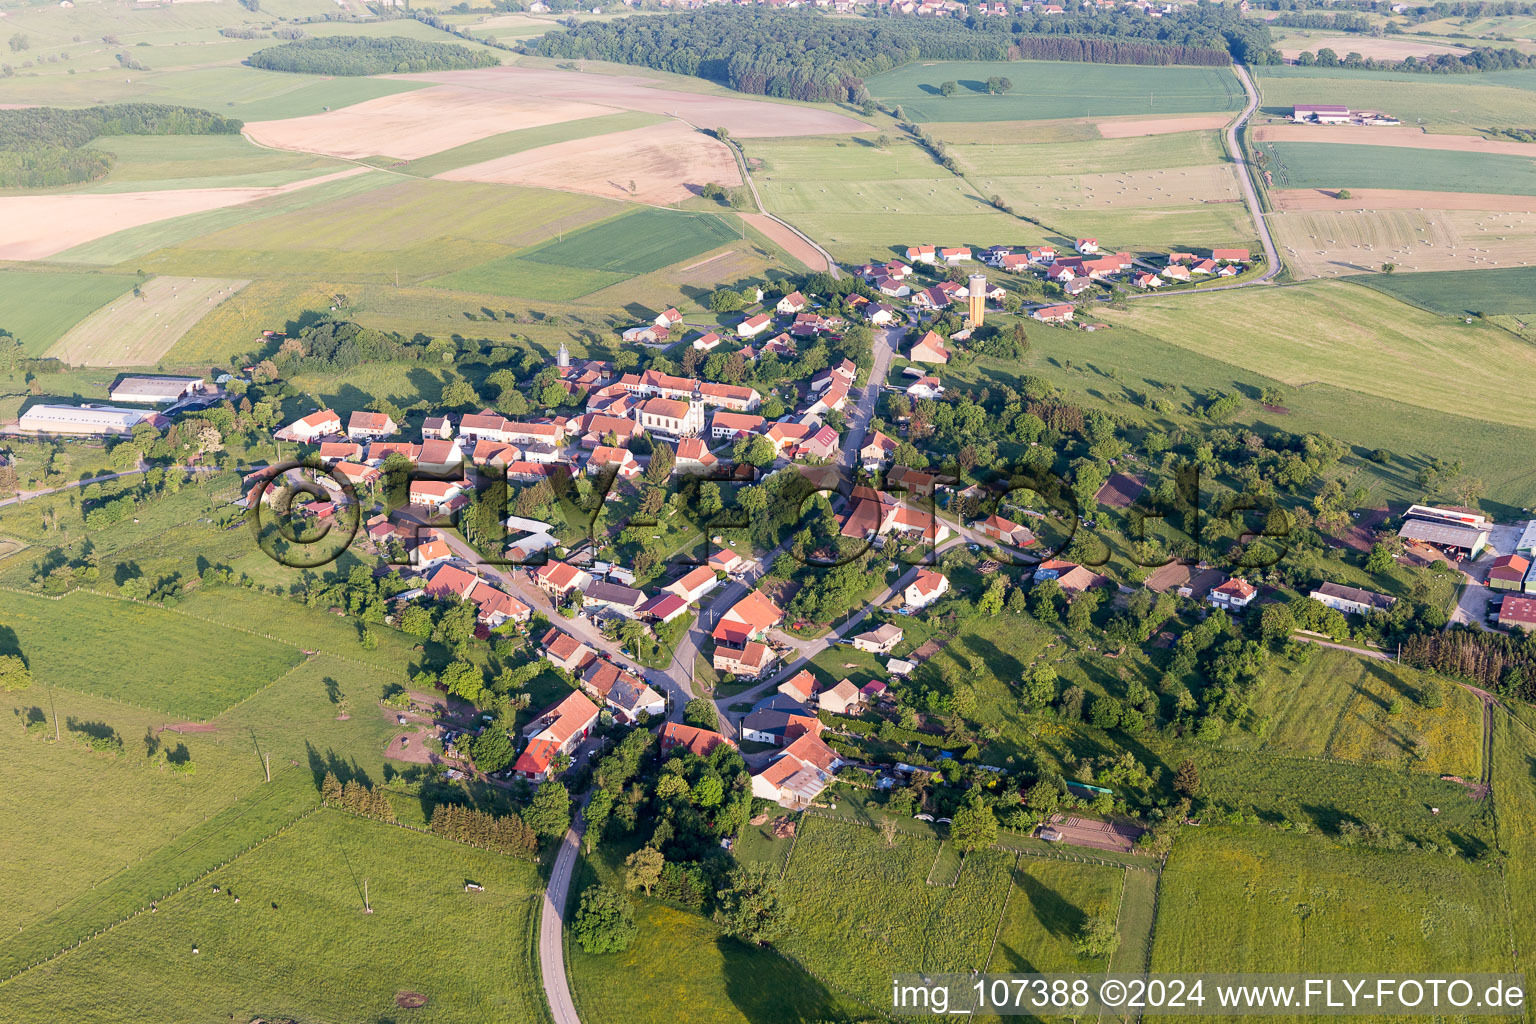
939,246,972,264
852,622,904,655
636,592,689,624
409,479,469,515
587,445,641,479
542,627,597,674
691,330,722,351
741,693,822,746
778,669,819,704
514,691,599,780
737,312,772,338
1133,272,1163,290
584,580,647,618
674,437,719,474
859,430,899,469
973,513,1036,548
1311,581,1398,616
905,244,937,264
709,548,748,575
751,730,842,807
468,579,531,627
1161,264,1192,282
275,409,341,443
317,441,362,465
712,589,784,646
819,678,863,716
606,678,666,724
1209,577,1258,611
713,639,776,678
534,561,592,601
660,721,736,757
666,565,721,605
1033,303,1075,323
421,415,453,440
908,330,950,364
654,307,684,329
419,438,464,473
622,324,669,346
346,410,397,441
776,290,807,315
580,659,641,702
906,375,944,401
1075,238,1099,254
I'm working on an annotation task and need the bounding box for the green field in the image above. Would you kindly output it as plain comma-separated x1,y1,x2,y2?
0,270,134,356
0,809,547,1024
866,60,1242,123
1150,828,1512,987
1346,265,1536,316
70,135,344,193
518,208,742,275
1,591,304,719
1261,141,1536,195
1255,65,1536,129
395,110,667,178
1101,280,1536,428
949,130,1229,179
988,858,1125,974
424,256,629,301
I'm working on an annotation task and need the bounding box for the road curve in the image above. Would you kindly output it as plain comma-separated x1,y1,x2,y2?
539,808,587,1024
1227,64,1282,283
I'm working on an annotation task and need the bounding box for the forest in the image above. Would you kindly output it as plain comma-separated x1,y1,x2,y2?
0,104,242,188
529,6,1276,102
246,35,499,75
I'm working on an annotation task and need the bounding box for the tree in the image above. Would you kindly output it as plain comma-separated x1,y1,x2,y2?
684,697,719,730
985,75,1012,94
473,728,515,773
1381,262,1397,273
1419,679,1444,710
1075,912,1121,959
0,654,32,692
625,845,666,896
1336,188,1353,200
1364,542,1396,575
714,866,789,945
441,378,478,409
1022,664,1057,707
525,780,571,838
949,796,998,852
1174,758,1201,798
321,771,344,804
572,883,636,954
939,80,958,97
1089,695,1122,730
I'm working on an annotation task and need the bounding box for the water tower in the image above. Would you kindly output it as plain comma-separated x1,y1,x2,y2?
967,272,987,327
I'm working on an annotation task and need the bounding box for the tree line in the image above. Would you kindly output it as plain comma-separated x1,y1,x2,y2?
247,35,498,75
1294,43,1536,71
529,7,1278,103
0,104,242,188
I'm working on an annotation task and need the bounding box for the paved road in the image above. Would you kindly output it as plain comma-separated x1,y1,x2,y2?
539,805,587,1024
0,464,150,508
1224,65,1281,284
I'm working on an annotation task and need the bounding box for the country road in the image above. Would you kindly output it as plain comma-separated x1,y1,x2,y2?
1226,63,1282,284
539,804,587,1024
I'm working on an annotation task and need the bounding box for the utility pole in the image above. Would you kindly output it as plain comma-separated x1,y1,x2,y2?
48,684,58,742
363,878,373,914
263,752,271,783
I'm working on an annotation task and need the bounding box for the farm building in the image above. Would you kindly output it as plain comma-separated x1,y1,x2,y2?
108,375,204,404
1293,104,1350,123
15,403,160,437
1397,517,1489,560
1500,596,1536,632
1311,581,1397,616
1489,555,1532,592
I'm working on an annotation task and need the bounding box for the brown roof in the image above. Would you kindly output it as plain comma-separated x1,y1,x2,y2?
661,721,736,756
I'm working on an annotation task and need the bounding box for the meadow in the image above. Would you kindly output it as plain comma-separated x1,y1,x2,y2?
1099,280,1536,428
1,591,305,719
518,208,743,276
1150,828,1512,984
948,130,1229,179
1490,714,1536,990
0,810,548,1024
0,270,134,357
1254,65,1536,130
69,135,344,194
865,61,1243,123
1346,265,1536,316
1260,141,1536,195
45,276,250,368
987,858,1125,974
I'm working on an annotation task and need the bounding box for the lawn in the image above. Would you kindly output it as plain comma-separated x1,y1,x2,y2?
1232,649,1483,778
1254,65,1536,129
1099,280,1536,428
0,270,135,357
987,857,1126,974
0,809,548,1024
1150,827,1512,980
776,815,1016,1006
1259,141,1536,195
519,208,743,275
1,591,305,719
866,60,1242,123
1346,265,1536,316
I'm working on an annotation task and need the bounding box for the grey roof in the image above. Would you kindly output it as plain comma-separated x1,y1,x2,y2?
585,581,645,608
743,694,813,738
1312,581,1397,611
1398,519,1488,550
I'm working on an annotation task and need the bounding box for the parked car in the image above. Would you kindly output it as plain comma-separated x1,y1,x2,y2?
1039,827,1063,842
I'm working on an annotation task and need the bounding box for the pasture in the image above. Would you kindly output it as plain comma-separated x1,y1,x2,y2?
1151,828,1512,978
865,60,1242,123
1226,649,1483,778
928,113,1230,145
1270,207,1536,279
1,591,304,719
46,276,250,368
518,208,742,275
1260,141,1536,196
425,257,628,302
1346,265,1536,316
0,271,134,357
1100,280,1536,428
0,810,547,1024
1254,66,1536,130
70,136,343,194
988,858,1126,974
948,130,1228,178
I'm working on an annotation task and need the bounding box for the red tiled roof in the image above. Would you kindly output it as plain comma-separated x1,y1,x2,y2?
660,721,736,756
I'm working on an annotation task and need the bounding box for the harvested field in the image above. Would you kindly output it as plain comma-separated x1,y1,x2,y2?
1271,188,1536,212
1271,207,1536,277
45,276,250,367
243,85,616,161
397,66,870,138
1095,113,1233,137
1277,35,1468,60
437,120,740,205
738,212,828,272
1260,140,1536,195
1255,123,1536,156
978,164,1241,214
0,168,368,262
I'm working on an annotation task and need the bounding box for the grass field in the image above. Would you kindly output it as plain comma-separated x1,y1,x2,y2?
1254,65,1536,130
423,257,630,301
396,110,668,177
1,591,305,719
0,809,547,1024
987,858,1125,974
1229,649,1483,778
1100,280,1536,428
949,130,1229,178
1150,828,1512,988
867,61,1243,123
1260,141,1536,195
1346,265,1536,315
1270,207,1536,279
518,208,742,275
64,135,344,194
1491,713,1536,993
45,276,250,368
0,271,135,358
